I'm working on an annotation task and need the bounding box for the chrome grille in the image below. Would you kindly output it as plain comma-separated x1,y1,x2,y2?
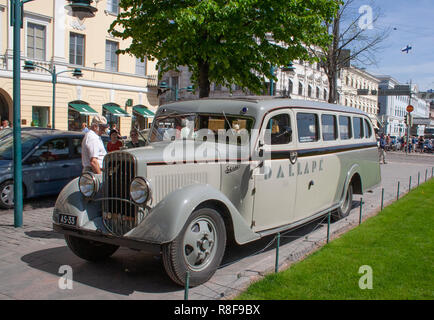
102,152,143,236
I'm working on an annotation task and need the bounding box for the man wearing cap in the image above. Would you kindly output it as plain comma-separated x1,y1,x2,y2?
81,115,109,174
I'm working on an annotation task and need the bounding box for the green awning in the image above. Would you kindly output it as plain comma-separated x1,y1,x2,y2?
133,105,155,118
69,103,99,116
103,104,131,117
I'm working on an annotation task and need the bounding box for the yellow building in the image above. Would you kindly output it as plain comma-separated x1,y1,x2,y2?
0,0,158,136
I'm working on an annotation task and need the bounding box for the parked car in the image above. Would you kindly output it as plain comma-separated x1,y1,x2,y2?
53,97,381,286
0,129,109,209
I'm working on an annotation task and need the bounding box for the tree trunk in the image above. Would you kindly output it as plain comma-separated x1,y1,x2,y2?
328,71,337,104
198,59,210,98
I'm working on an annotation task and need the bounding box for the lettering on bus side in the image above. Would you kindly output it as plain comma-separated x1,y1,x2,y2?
264,159,324,180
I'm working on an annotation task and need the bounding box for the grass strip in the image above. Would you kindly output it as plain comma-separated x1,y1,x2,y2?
237,179,434,300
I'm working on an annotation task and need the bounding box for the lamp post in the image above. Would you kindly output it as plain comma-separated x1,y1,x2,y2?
23,61,83,129
10,0,97,227
159,81,193,101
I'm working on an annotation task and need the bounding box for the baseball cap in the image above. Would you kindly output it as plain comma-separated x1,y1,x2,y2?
91,115,109,127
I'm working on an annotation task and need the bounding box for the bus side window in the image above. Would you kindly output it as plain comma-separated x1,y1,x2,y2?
321,114,337,141
353,117,364,139
339,116,352,140
364,119,372,138
297,113,319,143
265,113,292,145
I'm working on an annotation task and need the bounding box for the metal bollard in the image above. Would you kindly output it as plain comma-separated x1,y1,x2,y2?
275,233,280,273
327,212,331,243
425,169,427,182
409,176,412,192
381,188,384,211
359,198,363,225
397,182,400,201
418,172,420,186
184,271,190,300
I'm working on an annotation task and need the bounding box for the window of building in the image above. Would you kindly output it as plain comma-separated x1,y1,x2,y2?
339,116,352,140
265,113,292,145
288,79,293,94
69,33,85,66
31,106,49,128
297,113,319,143
135,58,146,76
27,22,46,60
308,85,312,97
353,117,364,139
323,89,327,101
298,82,303,96
321,114,337,141
316,87,320,99
107,0,119,14
105,40,119,72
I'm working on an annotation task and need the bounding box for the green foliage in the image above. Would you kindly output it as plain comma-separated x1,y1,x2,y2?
110,0,340,96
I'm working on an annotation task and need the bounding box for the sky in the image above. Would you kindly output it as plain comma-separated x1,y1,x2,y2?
347,0,434,91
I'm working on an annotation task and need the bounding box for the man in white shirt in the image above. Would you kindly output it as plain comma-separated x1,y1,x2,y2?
82,115,109,174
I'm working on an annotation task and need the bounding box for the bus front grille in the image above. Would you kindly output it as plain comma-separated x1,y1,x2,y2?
102,152,142,236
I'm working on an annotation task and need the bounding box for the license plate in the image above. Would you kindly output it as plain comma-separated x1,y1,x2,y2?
59,214,77,226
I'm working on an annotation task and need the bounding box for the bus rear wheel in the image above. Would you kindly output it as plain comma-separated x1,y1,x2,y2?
333,184,353,221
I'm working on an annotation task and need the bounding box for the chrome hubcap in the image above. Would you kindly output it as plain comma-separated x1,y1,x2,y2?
1,184,14,206
183,217,217,271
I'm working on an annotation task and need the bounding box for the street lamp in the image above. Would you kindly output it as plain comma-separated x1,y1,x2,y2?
10,0,97,227
23,61,83,129
159,81,193,101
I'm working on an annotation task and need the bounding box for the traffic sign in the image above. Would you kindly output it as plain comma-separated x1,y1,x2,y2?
406,105,414,113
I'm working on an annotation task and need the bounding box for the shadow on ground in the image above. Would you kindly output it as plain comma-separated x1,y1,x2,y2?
20,204,356,297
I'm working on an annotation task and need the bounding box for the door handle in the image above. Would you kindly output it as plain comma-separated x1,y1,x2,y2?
62,164,70,168
308,180,315,190
289,151,298,164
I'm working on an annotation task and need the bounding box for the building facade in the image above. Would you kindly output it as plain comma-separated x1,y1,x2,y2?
0,0,158,136
159,60,331,104
377,76,429,137
337,66,380,127
159,62,381,130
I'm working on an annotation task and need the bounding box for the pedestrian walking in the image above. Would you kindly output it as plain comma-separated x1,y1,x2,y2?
379,134,387,164
81,115,109,174
418,136,424,153
126,128,147,148
107,128,123,152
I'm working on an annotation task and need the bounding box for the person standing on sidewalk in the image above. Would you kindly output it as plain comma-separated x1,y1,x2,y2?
379,134,387,164
81,115,109,174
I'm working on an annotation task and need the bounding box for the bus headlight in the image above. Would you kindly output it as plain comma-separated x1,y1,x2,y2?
130,177,151,205
79,173,98,198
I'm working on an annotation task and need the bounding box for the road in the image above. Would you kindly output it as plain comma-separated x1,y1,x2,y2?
0,152,432,300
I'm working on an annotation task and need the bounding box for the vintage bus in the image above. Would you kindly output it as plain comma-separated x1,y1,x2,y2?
53,97,381,286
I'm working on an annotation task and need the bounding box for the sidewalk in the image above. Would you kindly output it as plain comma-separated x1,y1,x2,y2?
0,154,433,300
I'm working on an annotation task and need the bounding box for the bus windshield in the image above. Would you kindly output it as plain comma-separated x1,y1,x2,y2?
149,112,254,145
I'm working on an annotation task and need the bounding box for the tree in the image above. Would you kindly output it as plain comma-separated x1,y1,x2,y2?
110,0,340,98
312,0,390,103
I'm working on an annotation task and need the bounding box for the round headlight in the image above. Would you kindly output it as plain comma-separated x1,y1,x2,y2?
79,173,98,198
130,177,151,205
